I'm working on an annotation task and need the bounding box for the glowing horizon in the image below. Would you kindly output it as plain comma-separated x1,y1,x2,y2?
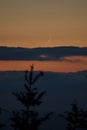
0,0,87,48
0,0,87,72
0,41,87,49
0,56,87,72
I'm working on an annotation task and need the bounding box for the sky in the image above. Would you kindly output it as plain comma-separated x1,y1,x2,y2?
0,0,87,48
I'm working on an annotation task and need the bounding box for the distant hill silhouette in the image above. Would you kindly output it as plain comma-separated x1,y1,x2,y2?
0,46,87,60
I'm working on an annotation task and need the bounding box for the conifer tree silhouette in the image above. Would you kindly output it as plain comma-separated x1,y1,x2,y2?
60,102,87,130
0,107,6,128
10,65,52,130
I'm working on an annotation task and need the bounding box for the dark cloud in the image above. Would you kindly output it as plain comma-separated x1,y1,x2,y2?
0,46,87,60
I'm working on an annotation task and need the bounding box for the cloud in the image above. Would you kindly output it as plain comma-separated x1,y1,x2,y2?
0,46,87,61
60,56,87,63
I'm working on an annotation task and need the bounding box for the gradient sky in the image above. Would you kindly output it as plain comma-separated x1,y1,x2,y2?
0,0,87,48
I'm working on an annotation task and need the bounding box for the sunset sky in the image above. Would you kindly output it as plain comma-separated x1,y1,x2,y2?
0,0,87,48
0,2,87,130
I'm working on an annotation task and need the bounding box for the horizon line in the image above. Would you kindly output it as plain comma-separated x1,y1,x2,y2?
0,45,87,49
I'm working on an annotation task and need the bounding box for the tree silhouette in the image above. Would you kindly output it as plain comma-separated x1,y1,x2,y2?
10,65,52,130
0,107,6,128
60,102,87,130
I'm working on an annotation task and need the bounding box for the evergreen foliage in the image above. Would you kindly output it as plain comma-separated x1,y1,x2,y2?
10,65,52,130
0,107,6,128
60,102,87,130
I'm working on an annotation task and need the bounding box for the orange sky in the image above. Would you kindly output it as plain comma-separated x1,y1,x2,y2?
0,56,87,72
0,1,87,72
0,0,87,48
